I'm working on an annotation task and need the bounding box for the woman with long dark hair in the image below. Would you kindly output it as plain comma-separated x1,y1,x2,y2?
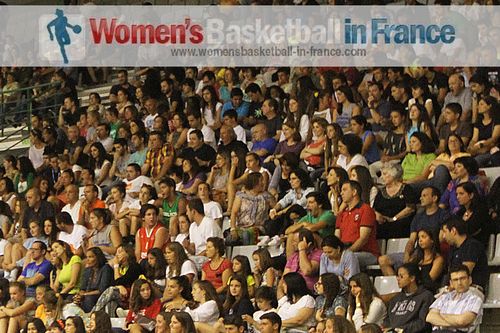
456,181,492,244
125,279,162,333
88,310,112,333
347,273,386,331
350,115,380,164
222,275,254,317
202,85,223,130
326,167,349,216
277,272,315,331
401,132,436,184
51,240,82,300
88,142,112,187
315,273,347,322
170,312,197,333
162,276,193,311
168,112,189,151
164,241,197,283
185,280,222,325
406,103,438,149
283,97,309,142
144,248,168,291
179,157,206,197
333,85,362,132
65,316,86,333
14,156,36,197
76,247,113,312
468,96,500,167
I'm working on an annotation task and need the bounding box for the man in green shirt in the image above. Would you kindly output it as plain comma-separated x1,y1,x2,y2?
285,192,335,252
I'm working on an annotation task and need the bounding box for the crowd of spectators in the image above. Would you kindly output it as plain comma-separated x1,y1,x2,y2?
0,64,498,333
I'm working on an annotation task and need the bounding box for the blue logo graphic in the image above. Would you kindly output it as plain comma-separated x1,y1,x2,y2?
46,9,82,64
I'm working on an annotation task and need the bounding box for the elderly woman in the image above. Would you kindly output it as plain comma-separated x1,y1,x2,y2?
373,164,417,239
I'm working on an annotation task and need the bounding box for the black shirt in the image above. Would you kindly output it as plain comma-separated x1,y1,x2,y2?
180,144,216,172
22,200,56,231
448,237,488,290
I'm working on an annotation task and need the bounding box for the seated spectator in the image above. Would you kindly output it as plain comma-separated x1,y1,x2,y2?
319,235,360,283
271,121,305,168
56,212,88,257
315,273,348,322
74,247,112,313
135,204,168,263
181,129,216,172
384,263,434,333
350,115,380,164
326,167,349,216
456,182,492,244
22,188,55,240
0,281,37,333
324,123,343,171
86,208,122,260
267,168,314,238
438,103,472,155
109,139,130,182
285,192,334,241
92,244,143,316
347,273,387,331
401,132,436,185
179,157,206,197
164,242,197,284
406,104,438,149
379,186,448,281
373,163,417,239
168,112,189,151
440,156,485,214
185,198,222,259
201,84,223,131
222,88,250,123
223,109,246,144
369,107,407,180
88,142,112,188
61,184,81,229
336,134,369,172
185,281,222,325
125,279,162,333
230,255,255,298
333,85,362,132
171,312,197,333
197,183,223,228
14,157,36,199
441,216,489,291
142,131,174,184
281,229,322,295
156,177,186,237
336,181,379,269
162,276,192,311
201,237,232,294
252,248,278,289
261,98,283,142
122,163,153,202
258,312,282,333
88,310,112,333
300,117,327,170
467,96,500,167
242,286,278,332
277,272,315,332
106,184,131,238
229,173,274,245
251,123,277,163
408,80,435,121
207,152,230,212
348,165,378,207
17,241,52,298
51,240,82,300
79,183,106,228
426,265,483,332
222,275,254,317
144,248,168,292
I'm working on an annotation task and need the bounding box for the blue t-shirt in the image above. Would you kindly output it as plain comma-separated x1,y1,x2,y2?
252,138,277,162
222,100,250,119
21,259,53,297
410,208,450,235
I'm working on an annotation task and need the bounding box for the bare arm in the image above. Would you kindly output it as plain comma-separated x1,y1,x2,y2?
60,261,81,294
348,227,371,253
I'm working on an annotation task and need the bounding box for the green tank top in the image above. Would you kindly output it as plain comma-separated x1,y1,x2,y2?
162,194,180,228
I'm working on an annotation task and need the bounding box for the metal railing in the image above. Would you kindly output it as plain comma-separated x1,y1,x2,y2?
0,81,61,150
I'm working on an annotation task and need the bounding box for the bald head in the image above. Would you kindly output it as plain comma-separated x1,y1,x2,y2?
26,188,41,208
220,124,236,145
252,123,268,141
449,74,465,95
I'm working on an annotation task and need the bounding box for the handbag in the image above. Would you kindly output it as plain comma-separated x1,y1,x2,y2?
135,314,156,332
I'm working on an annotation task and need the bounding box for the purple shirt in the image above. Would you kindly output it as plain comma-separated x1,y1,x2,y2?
285,248,323,291
252,138,277,162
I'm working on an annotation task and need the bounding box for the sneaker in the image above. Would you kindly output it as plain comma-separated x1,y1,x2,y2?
116,307,128,318
257,236,270,247
268,235,281,247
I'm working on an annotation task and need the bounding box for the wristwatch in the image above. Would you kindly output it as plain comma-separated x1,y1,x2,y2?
392,216,398,222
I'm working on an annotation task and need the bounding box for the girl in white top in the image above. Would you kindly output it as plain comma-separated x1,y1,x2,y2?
347,273,387,331
164,242,197,283
281,97,310,142
185,281,222,326
198,182,223,227
173,215,190,245
201,85,223,130
337,134,369,172
277,272,316,332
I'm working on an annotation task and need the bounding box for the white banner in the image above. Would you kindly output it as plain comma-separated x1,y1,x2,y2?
0,5,498,66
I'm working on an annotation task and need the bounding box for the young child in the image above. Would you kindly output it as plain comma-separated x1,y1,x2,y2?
231,255,255,298
173,214,190,245
34,285,50,326
252,248,277,288
242,286,278,333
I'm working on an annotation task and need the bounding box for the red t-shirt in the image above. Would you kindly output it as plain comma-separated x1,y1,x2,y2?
336,203,379,257
126,298,162,324
202,258,232,290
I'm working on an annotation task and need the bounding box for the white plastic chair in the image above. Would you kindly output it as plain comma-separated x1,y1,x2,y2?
386,238,410,255
488,234,500,265
484,273,500,308
374,276,401,295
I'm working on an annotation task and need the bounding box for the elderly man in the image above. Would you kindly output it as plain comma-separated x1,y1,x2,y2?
251,123,277,163
440,73,472,126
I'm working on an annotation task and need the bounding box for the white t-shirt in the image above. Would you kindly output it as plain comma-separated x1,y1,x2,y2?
234,125,247,144
203,201,223,221
277,295,315,328
144,113,157,132
336,153,369,171
124,175,153,200
251,309,277,333
29,145,45,170
203,102,223,128
185,300,219,325
189,216,222,255
61,200,82,226
58,224,88,252
165,259,198,279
